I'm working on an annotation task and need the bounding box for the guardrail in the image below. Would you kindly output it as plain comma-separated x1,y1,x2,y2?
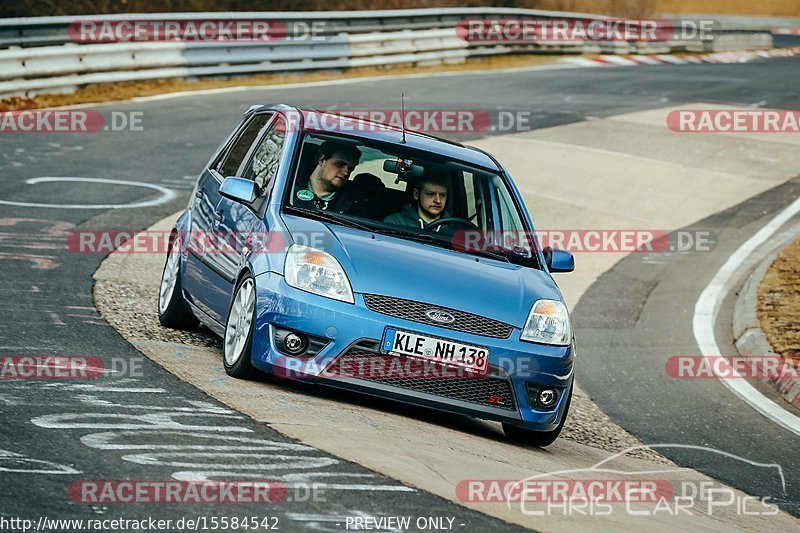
0,8,777,98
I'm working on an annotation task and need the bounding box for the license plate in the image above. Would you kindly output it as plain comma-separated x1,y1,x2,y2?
381,328,489,374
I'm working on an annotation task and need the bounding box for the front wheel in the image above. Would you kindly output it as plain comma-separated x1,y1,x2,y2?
503,387,572,447
158,233,198,330
223,276,258,379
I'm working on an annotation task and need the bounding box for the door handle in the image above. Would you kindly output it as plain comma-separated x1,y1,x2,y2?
213,211,223,222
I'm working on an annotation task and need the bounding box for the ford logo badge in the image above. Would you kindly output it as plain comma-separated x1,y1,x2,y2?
425,309,455,324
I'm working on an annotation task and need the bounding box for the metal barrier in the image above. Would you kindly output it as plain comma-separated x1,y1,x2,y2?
0,8,777,98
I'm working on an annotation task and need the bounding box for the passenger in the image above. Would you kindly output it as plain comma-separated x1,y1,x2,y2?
384,175,448,231
294,141,367,216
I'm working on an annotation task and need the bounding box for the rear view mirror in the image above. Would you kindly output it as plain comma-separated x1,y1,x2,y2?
219,176,258,205
542,246,574,273
383,159,424,178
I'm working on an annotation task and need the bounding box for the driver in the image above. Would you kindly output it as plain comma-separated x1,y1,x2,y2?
384,175,448,231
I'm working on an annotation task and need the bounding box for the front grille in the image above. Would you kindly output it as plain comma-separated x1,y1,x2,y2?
363,294,514,339
325,347,516,411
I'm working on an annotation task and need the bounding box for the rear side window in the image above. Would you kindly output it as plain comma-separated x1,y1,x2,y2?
241,116,287,194
215,113,272,177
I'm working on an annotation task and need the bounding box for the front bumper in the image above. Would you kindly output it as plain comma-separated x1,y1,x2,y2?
250,272,575,431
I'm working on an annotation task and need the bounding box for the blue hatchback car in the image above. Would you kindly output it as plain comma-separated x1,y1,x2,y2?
158,104,576,446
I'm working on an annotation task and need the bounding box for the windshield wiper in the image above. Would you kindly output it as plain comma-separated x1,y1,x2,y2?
285,206,375,232
373,228,510,263
371,227,440,243
460,247,510,263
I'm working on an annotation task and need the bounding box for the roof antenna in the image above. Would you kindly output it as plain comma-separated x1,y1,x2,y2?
401,92,407,143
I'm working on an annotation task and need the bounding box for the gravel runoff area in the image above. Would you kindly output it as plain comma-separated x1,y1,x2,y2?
93,215,670,465
758,236,800,369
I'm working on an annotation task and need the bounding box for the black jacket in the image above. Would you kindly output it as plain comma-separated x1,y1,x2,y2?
293,180,369,218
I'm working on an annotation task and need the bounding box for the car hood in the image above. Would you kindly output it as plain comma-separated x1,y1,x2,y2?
281,215,564,328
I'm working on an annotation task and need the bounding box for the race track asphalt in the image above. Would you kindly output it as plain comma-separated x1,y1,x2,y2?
2,57,799,526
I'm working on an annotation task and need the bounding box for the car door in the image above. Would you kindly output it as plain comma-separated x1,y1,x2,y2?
214,114,288,308
183,112,273,324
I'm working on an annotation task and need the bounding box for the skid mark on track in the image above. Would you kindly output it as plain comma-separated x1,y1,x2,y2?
0,217,73,271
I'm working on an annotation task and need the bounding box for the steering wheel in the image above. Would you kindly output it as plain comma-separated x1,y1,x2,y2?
426,216,479,232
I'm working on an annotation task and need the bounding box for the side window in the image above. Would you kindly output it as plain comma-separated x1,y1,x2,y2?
241,116,286,194
215,113,272,177
470,172,489,231
463,171,477,219
492,176,524,233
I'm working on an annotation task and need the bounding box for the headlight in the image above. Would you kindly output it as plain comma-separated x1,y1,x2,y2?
520,299,571,345
284,244,354,304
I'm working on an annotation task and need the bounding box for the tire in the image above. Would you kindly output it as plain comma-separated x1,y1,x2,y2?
503,387,572,447
223,275,258,379
158,233,198,330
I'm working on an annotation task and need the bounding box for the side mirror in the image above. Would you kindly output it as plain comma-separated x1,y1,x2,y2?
542,246,574,273
219,177,258,205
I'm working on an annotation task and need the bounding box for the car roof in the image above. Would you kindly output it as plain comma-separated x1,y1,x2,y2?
248,103,501,172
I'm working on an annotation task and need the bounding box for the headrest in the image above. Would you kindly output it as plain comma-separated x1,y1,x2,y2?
352,173,385,190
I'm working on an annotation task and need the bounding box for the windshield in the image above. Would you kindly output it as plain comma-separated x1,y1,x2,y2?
284,132,538,267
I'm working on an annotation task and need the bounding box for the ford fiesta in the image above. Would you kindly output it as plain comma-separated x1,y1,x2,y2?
157,104,576,446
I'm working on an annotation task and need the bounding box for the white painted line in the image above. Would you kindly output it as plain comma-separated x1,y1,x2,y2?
42,384,166,392
31,412,252,431
0,177,176,209
693,196,800,436
121,451,339,469
0,449,81,474
284,483,415,491
173,471,416,492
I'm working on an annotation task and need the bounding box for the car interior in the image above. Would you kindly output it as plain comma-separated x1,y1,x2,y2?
290,134,482,225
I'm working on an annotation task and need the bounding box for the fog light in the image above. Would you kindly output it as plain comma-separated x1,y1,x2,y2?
273,325,329,358
538,388,558,409
283,332,307,355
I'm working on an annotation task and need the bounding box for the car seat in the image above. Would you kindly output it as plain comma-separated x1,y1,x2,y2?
351,173,386,220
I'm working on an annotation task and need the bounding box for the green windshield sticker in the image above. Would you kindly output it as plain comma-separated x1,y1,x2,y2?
296,189,314,201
